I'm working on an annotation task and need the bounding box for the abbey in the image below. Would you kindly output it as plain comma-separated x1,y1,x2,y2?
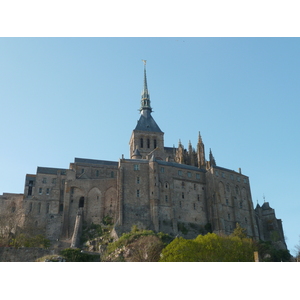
0,63,287,249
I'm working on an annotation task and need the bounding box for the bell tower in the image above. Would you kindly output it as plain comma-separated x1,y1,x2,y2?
129,61,164,159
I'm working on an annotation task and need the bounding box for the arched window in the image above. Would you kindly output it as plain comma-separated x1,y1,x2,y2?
154,139,157,148
140,138,144,148
79,197,85,208
147,138,150,148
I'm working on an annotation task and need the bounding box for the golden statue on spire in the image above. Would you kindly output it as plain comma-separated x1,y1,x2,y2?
142,59,147,65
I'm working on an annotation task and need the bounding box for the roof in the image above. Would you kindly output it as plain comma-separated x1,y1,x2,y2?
134,110,162,133
37,167,67,175
74,157,118,166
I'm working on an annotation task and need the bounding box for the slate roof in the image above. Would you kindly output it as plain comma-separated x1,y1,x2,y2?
134,111,162,133
74,157,118,166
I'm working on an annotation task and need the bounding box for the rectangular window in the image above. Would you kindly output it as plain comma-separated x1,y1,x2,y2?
193,203,196,210
196,173,200,179
52,178,56,185
96,170,99,177
160,167,164,173
38,203,41,214
136,177,140,184
147,138,150,148
182,192,184,199
111,171,114,178
165,195,168,202
187,172,191,178
197,194,200,201
137,190,140,197
42,178,47,184
134,164,140,171
178,170,182,176
46,203,50,214
46,188,50,195
154,139,157,148
39,187,42,195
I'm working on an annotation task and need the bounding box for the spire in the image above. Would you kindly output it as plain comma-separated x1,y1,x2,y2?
209,148,216,166
140,60,152,113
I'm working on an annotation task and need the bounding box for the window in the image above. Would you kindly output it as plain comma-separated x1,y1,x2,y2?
154,139,157,148
226,184,230,192
28,180,33,196
193,203,196,210
179,201,182,208
140,138,144,148
187,172,191,178
165,183,168,188
134,164,140,171
178,170,182,176
79,197,84,208
243,178,247,184
81,169,84,174
194,184,196,190
197,194,200,201
29,202,33,212
136,177,140,184
181,181,185,188
222,172,225,178
46,188,50,195
111,171,114,178
230,174,234,180
182,192,184,199
165,195,168,202
46,203,50,214
196,173,200,179
226,199,229,205
237,176,240,182
96,170,99,177
52,178,56,185
42,178,47,184
38,203,41,213
239,201,243,208
245,217,248,223
39,187,42,195
160,167,164,173
59,204,64,212
147,138,150,148
228,213,231,220
137,190,140,197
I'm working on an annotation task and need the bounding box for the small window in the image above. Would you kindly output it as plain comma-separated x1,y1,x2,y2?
230,174,234,180
197,194,200,201
111,171,114,178
226,184,230,192
96,170,99,177
29,202,33,212
245,217,248,223
193,203,196,210
81,169,84,174
179,201,182,208
42,178,47,184
136,177,140,184
46,203,50,213
237,176,240,182
134,164,140,171
228,213,231,220
46,188,50,195
160,167,164,173
181,181,185,188
79,197,84,208
226,199,229,205
147,138,150,148
52,178,56,185
165,183,168,188
39,187,42,195
182,192,184,199
222,172,225,178
38,203,41,213
165,195,168,202
240,201,243,208
178,170,182,176
154,139,157,148
194,184,196,190
59,204,63,212
140,138,144,148
243,178,247,184
196,173,200,179
137,190,140,197
187,172,191,178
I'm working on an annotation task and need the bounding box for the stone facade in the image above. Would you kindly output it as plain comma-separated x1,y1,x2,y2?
0,64,287,249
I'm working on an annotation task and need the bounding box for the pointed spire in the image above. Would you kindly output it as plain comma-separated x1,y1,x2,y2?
209,148,216,166
198,131,203,143
140,60,152,113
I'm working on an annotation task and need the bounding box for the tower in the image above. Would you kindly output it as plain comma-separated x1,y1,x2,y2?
129,61,165,160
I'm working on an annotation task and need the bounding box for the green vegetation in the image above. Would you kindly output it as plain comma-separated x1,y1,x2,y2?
102,225,173,262
60,248,99,262
160,232,255,262
256,241,291,262
10,234,51,249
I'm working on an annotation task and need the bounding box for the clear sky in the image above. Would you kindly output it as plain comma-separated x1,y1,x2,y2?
1,37,299,254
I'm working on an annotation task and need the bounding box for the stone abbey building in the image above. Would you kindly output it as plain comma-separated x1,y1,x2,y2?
0,63,286,249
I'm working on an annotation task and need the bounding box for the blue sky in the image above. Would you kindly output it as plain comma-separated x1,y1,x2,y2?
0,37,299,254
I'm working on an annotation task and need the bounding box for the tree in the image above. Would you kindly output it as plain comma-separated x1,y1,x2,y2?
159,233,255,262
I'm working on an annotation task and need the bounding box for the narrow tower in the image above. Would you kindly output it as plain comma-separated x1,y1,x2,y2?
129,61,165,159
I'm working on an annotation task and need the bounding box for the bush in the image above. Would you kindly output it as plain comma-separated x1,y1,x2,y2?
60,248,99,262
